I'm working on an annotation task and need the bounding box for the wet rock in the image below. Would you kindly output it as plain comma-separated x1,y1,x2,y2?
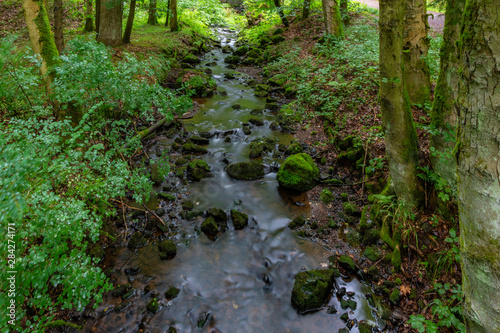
182,143,208,154
242,126,251,135
181,62,193,69
224,137,231,142
204,68,212,74
146,298,159,313
190,136,210,145
336,287,346,297
248,139,274,159
114,301,131,313
224,55,240,64
158,239,177,258
340,313,349,323
112,284,132,298
165,287,180,300
265,102,279,111
176,69,217,97
340,299,357,310
168,327,177,333
247,48,262,58
175,158,190,166
255,83,270,92
207,207,228,223
338,255,356,272
183,53,200,64
288,216,306,229
250,108,263,115
233,45,248,56
221,45,232,53
254,90,269,97
231,103,241,109
125,267,140,275
128,232,147,248
158,192,176,201
269,121,279,130
226,161,265,180
285,142,304,155
320,189,335,203
196,312,212,329
291,269,335,313
248,118,264,126
150,162,166,184
201,216,219,236
182,200,195,211
230,209,248,229
327,305,337,314
277,153,319,192
358,321,375,333
187,159,211,181
224,73,236,79
363,246,381,262
339,328,349,333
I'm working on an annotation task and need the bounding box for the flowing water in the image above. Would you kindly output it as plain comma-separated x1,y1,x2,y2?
85,28,380,333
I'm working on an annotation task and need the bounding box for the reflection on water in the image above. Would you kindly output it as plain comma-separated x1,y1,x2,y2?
85,28,378,333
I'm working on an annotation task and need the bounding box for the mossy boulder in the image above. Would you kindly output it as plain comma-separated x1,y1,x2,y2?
247,48,262,58
207,207,228,223
340,299,357,310
271,35,285,44
231,209,248,229
338,255,356,272
288,216,306,229
363,246,381,262
233,45,248,56
226,162,265,180
165,287,180,300
268,74,287,86
242,57,256,65
285,142,304,155
182,200,195,211
277,153,319,192
187,159,211,181
362,228,380,245
183,53,200,64
190,136,210,145
291,269,336,313
248,118,264,126
150,162,166,184
159,192,176,201
128,232,147,248
320,189,335,203
201,216,219,236
254,90,268,97
273,27,284,35
248,138,274,159
182,143,208,154
158,240,177,258
389,288,401,305
343,202,359,215
147,298,159,313
176,69,217,97
255,83,270,92
224,55,240,64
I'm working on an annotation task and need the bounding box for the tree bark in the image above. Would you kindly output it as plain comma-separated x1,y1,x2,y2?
97,0,123,47
322,0,343,37
429,0,465,197
169,0,178,32
95,0,100,34
84,0,95,31
22,0,59,86
302,0,311,20
457,0,500,331
148,0,158,25
403,0,431,104
123,0,136,44
164,0,171,27
273,0,289,27
54,0,64,54
379,0,420,206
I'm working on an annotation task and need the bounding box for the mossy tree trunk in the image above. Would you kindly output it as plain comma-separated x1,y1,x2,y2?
123,0,136,44
379,0,420,206
22,0,59,88
54,0,64,54
148,0,158,25
302,0,311,20
429,0,464,195
322,0,343,37
457,0,500,331
96,0,123,47
169,0,178,32
84,0,95,31
403,0,431,104
273,0,289,27
95,0,100,34
164,0,171,27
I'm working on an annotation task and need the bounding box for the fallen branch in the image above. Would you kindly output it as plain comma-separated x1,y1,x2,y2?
142,203,166,225
123,117,172,149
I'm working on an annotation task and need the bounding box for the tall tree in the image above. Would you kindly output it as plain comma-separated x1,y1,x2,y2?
148,0,158,25
95,0,100,34
273,0,289,27
302,0,311,20
403,0,431,104
123,0,137,44
457,0,500,331
429,0,465,194
84,0,95,31
164,0,171,26
96,0,123,46
379,0,420,206
322,0,343,37
22,0,59,88
169,0,178,32
54,0,64,54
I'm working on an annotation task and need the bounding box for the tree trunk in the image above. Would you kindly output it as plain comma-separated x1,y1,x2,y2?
22,0,59,86
379,0,420,206
429,0,465,197
169,0,178,32
302,0,311,20
97,0,123,47
457,0,500,331
403,0,431,104
273,0,289,27
322,0,343,37
148,0,158,25
164,0,170,27
54,0,64,54
123,0,136,44
84,0,95,31
95,0,100,34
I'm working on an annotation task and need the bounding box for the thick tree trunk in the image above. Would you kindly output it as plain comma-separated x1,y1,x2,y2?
273,0,289,27
379,0,420,206
164,0,171,27
95,0,100,34
97,0,123,47
302,0,311,20
429,0,464,196
123,0,136,44
169,0,178,32
457,0,500,331
84,0,95,31
148,0,158,25
22,0,59,85
322,0,343,37
403,0,431,104
54,0,64,54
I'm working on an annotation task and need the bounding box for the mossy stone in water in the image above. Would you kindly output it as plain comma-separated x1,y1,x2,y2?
338,255,356,272
182,200,195,211
288,216,306,229
201,216,219,236
291,269,335,313
128,232,147,248
224,55,240,64
182,143,208,154
207,207,228,222
187,159,211,181
165,287,180,300
233,45,248,56
158,240,177,257
340,299,357,310
147,298,159,313
226,162,265,180
176,70,216,97
277,153,319,192
231,209,248,229
320,189,335,203
285,142,304,155
159,192,176,201
255,83,270,92
254,90,269,98
183,53,200,64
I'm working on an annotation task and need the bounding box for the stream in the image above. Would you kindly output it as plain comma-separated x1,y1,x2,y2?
84,28,381,333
